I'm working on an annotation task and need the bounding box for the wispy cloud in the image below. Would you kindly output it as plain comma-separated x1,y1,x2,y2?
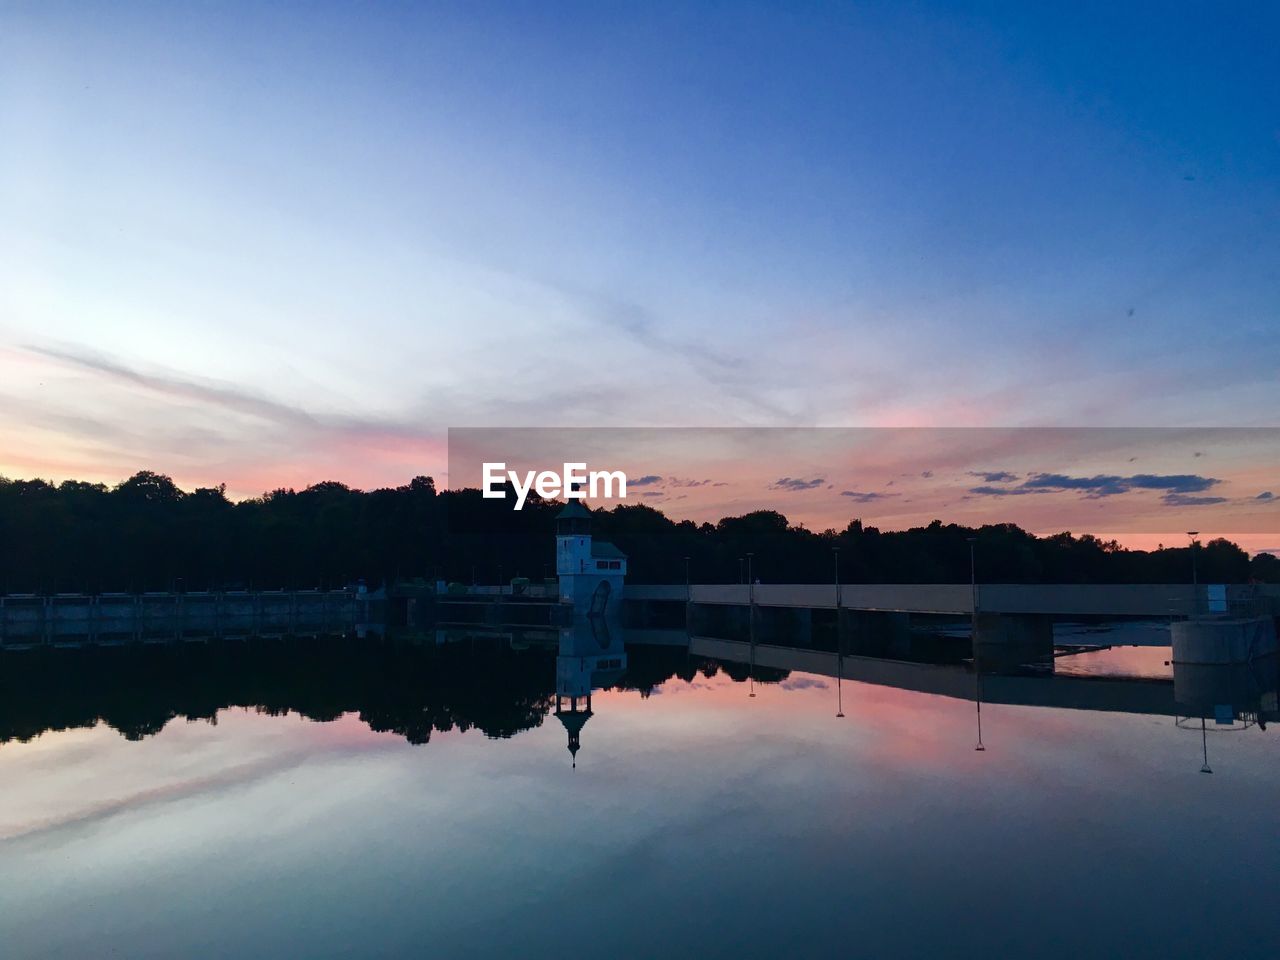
14,343,447,495
770,477,825,491
24,343,436,444
779,676,829,691
1161,493,1227,507
968,470,1018,483
970,471,1221,500
840,490,896,503
968,485,1046,497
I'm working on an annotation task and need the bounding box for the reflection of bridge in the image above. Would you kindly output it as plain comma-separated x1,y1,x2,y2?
687,635,1280,725
690,635,1176,715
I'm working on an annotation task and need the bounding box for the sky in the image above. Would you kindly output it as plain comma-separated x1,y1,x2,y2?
1,2,1277,541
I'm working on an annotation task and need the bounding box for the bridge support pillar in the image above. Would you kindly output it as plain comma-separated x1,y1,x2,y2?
974,613,1054,672
752,605,812,645
686,602,753,641
840,610,912,657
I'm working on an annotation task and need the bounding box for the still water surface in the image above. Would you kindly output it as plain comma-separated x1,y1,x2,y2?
1,630,1277,959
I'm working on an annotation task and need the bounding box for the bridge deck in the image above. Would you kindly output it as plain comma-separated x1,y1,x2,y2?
624,583,1280,618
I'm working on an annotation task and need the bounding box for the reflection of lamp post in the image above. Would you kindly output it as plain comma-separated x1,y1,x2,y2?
969,537,985,752
1200,717,1212,774
834,545,844,717
746,551,757,697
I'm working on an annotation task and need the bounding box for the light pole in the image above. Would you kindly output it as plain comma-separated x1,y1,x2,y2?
1187,530,1200,597
833,545,840,608
684,556,690,600
969,537,984,752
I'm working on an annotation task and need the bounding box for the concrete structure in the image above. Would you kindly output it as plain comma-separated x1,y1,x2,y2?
623,581,1280,668
0,590,365,649
1171,617,1278,665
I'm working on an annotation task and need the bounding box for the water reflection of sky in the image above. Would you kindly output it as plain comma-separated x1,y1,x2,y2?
2,664,1278,959
1055,645,1172,680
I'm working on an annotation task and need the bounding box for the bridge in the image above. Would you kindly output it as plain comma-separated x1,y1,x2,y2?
622,582,1280,671
624,582,1280,618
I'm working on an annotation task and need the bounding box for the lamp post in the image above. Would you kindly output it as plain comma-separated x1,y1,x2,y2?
684,556,690,600
969,537,985,752
1187,529,1198,591
1200,717,1212,774
833,545,840,608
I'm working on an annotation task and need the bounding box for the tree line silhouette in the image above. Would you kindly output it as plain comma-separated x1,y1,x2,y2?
1,470,1275,594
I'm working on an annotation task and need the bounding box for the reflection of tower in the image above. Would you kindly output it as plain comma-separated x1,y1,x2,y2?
556,499,627,615
554,692,593,768
554,618,628,767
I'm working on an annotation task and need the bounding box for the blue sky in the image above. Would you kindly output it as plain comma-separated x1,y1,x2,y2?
1,1,1277,498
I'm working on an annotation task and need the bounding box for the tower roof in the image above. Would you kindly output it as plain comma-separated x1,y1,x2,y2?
555,707,593,737
555,499,591,521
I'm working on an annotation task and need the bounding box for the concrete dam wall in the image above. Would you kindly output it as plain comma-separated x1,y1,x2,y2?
0,591,367,648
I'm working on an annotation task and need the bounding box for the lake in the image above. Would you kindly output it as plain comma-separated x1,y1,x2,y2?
1,627,1277,959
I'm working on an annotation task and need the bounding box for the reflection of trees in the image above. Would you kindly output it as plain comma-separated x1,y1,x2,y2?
615,645,790,697
0,639,789,746
0,638,556,746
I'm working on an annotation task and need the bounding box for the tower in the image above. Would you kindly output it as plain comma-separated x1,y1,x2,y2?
555,498,593,576
555,499,627,614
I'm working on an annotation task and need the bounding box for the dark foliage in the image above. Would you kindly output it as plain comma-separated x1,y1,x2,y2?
0,472,1270,592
